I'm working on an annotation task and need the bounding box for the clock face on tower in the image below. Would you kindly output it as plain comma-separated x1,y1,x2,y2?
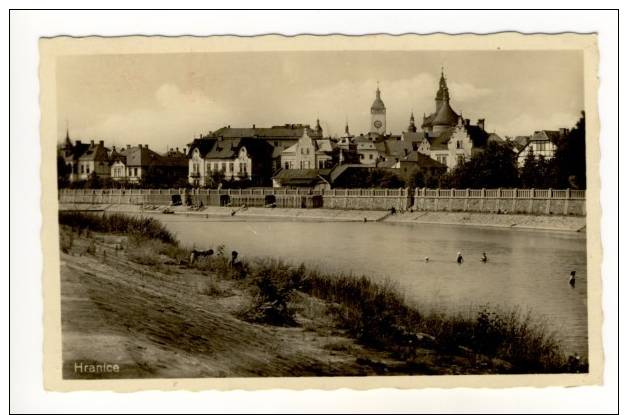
373,120,383,129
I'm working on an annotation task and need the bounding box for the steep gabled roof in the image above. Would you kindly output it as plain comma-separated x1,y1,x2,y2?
188,138,217,158
78,143,110,162
383,139,414,158
428,127,455,150
205,138,241,159
531,130,563,145
401,151,448,169
272,168,332,187
212,124,320,140
512,136,531,151
123,146,161,167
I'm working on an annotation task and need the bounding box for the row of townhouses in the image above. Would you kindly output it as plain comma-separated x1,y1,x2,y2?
59,70,571,189
60,133,188,184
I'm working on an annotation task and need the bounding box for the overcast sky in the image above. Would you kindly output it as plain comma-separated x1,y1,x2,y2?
56,50,583,151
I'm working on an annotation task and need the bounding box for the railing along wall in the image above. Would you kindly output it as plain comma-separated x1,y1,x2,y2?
58,187,585,215
412,188,586,216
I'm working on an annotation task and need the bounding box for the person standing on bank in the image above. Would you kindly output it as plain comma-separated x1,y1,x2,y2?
569,270,576,288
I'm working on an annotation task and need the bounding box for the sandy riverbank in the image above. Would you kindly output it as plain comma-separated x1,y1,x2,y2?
58,203,586,232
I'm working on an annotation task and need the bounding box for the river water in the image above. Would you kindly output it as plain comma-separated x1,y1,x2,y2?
153,215,588,356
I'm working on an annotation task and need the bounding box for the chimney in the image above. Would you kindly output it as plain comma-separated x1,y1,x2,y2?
176,147,179,153
126,144,131,149
465,118,470,126
112,145,116,151
99,140,104,146
252,124,256,129
559,127,569,136
76,140,82,145
90,140,95,146
477,119,486,131
145,144,148,149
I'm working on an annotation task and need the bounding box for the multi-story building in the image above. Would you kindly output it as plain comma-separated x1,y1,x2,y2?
516,129,568,167
187,136,274,187
61,131,110,182
110,144,188,185
280,129,334,170
208,122,323,172
412,69,490,170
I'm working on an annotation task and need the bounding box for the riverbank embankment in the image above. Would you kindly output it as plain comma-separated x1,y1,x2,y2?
58,203,586,232
58,211,584,377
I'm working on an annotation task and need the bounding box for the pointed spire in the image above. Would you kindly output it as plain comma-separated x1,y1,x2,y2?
345,118,350,135
315,118,322,132
64,119,72,147
408,112,417,133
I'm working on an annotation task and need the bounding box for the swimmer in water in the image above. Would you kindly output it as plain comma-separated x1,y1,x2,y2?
424,256,429,263
456,252,464,264
481,252,488,263
569,270,576,287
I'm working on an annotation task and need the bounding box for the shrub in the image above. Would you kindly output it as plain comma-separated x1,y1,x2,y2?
240,260,306,326
58,211,177,245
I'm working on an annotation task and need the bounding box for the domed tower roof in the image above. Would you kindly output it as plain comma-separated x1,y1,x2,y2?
432,100,459,126
370,85,386,112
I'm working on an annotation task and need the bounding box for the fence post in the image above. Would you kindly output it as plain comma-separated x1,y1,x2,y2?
511,188,517,213
564,188,570,215
480,188,485,212
546,188,552,214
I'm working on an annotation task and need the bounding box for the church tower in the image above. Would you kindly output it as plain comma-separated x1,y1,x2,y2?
435,67,450,113
407,112,417,133
370,84,386,135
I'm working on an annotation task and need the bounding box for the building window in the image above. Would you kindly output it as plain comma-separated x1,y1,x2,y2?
438,155,448,165
80,165,84,174
134,167,138,176
228,162,233,172
369,154,373,160
86,165,90,174
284,162,289,169
456,140,463,149
457,155,465,165
306,148,310,155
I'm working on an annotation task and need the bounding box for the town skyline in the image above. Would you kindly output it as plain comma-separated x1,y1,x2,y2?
56,50,584,149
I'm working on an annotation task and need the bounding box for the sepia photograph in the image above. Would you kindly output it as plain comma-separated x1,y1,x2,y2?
37,33,603,390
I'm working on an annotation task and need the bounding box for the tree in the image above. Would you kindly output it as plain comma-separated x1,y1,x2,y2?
206,170,225,189
441,141,520,188
519,148,538,188
409,169,425,188
552,111,586,189
57,156,71,188
335,168,406,189
85,172,101,189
